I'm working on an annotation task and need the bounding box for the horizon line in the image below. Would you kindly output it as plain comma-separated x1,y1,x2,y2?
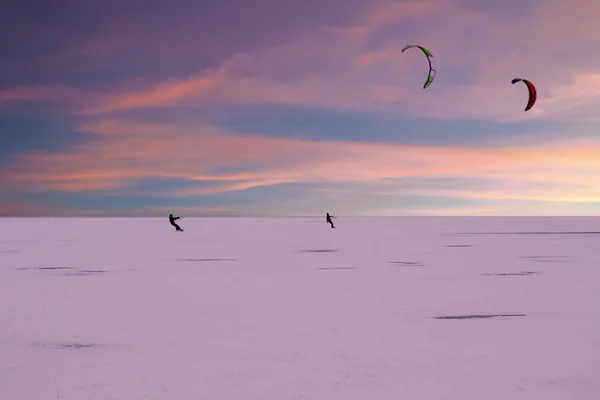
1,215,599,219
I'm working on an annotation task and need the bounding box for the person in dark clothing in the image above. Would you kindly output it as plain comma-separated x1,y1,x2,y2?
326,213,335,228
169,214,184,232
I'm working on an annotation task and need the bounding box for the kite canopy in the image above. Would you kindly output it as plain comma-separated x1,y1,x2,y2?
511,78,537,111
402,44,436,89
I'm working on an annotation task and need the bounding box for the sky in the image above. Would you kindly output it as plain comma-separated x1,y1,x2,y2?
2,0,600,217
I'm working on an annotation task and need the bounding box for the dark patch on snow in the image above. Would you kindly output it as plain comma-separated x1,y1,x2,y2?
38,266,73,270
459,231,600,235
64,270,108,276
181,258,237,262
59,343,97,349
483,271,537,276
317,267,356,270
389,261,424,266
435,314,526,320
16,267,30,270
520,255,568,258
35,342,98,350
299,249,338,253
519,255,568,262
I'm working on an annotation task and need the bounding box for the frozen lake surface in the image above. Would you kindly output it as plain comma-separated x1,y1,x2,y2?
1,217,599,399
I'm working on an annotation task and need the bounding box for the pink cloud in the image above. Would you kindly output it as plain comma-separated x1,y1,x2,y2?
374,207,511,217
55,205,237,217
4,1,600,217
1,0,598,122
2,118,600,208
83,1,600,121
378,204,597,217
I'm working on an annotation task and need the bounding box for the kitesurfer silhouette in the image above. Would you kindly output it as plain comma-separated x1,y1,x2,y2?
169,214,184,232
326,213,335,228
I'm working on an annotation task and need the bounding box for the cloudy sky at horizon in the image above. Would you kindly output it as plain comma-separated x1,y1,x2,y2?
2,0,600,217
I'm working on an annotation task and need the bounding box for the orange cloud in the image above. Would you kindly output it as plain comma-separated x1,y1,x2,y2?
2,118,600,209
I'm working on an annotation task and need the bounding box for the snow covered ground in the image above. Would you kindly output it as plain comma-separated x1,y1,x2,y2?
1,216,599,400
